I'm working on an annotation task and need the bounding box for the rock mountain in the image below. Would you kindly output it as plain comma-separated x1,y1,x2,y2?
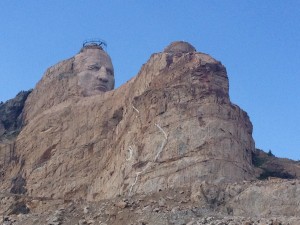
0,41,299,225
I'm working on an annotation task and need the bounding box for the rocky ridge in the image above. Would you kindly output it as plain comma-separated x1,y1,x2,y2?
252,148,300,180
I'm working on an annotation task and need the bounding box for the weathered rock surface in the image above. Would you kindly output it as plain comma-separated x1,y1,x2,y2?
22,58,76,123
0,41,299,224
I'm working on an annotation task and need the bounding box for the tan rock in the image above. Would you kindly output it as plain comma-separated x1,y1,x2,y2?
115,201,128,209
1,42,255,202
3,41,298,223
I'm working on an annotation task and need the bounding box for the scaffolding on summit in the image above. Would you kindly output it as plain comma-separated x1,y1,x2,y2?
82,39,107,50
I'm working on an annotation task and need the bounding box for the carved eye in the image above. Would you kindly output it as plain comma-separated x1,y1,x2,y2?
106,68,113,75
88,65,100,71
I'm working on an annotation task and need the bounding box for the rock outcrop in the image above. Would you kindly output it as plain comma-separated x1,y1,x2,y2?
252,148,300,180
0,90,31,138
0,41,299,224
1,41,254,201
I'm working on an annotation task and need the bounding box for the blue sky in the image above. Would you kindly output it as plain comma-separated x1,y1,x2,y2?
0,1,299,160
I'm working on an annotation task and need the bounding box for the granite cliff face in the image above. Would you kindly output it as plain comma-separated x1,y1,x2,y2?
1,42,254,200
0,41,299,224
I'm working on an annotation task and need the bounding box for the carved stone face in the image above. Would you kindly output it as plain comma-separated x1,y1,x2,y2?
74,47,115,96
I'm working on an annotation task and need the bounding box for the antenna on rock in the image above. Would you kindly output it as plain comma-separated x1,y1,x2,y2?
82,38,107,51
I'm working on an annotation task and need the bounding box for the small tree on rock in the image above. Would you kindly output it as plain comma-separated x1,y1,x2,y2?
267,150,274,157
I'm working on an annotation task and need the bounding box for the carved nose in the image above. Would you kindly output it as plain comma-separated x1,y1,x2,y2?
97,68,108,82
98,75,108,82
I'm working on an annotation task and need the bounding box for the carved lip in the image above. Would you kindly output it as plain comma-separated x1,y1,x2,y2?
94,84,107,91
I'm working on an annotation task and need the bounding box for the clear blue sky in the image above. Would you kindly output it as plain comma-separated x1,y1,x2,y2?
0,1,299,160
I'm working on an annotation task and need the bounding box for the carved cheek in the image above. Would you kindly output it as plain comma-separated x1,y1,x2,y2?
78,72,93,88
108,76,115,90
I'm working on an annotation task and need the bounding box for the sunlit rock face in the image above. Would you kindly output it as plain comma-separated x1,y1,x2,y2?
1,41,255,202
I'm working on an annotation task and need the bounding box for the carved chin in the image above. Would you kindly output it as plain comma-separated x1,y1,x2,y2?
81,88,105,97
